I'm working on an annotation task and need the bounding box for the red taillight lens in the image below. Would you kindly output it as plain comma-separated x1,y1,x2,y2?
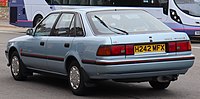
97,45,111,56
187,41,191,51
111,45,125,55
97,45,134,56
177,41,188,51
126,45,134,55
168,42,176,52
168,41,191,52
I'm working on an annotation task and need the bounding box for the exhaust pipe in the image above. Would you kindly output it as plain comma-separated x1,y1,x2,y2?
156,75,178,82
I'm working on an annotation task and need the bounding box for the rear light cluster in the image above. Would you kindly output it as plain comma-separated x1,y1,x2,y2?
167,41,191,52
97,45,134,56
97,41,191,56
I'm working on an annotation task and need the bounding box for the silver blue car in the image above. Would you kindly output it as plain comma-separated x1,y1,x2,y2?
5,7,195,95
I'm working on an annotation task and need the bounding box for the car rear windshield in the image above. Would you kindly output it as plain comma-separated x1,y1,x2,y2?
87,10,173,35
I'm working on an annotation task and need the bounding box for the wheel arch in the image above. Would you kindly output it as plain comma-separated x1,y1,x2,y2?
65,56,79,72
64,54,87,75
8,47,18,66
65,55,90,86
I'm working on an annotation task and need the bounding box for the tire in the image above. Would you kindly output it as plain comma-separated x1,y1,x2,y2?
149,81,170,89
68,60,87,96
10,51,28,81
33,15,43,27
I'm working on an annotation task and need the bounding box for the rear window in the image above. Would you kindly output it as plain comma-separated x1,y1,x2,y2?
87,10,173,35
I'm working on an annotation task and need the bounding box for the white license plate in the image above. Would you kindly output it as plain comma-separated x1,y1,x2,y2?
195,31,200,35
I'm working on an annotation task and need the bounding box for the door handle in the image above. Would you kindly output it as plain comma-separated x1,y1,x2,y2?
40,42,45,46
64,43,70,48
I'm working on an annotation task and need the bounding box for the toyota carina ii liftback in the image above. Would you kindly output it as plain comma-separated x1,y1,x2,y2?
5,7,195,95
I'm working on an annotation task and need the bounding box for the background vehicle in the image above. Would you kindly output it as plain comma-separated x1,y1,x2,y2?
8,0,200,37
6,7,194,95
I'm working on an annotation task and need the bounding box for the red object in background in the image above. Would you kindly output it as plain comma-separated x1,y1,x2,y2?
0,0,8,7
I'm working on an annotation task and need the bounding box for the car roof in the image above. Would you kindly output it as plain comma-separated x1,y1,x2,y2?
51,6,144,13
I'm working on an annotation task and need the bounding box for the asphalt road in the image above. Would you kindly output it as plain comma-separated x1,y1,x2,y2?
0,31,200,99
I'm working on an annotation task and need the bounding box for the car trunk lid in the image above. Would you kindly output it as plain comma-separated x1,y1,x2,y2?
109,32,190,56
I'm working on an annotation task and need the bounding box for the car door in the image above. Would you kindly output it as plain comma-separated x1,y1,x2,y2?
45,13,84,74
21,13,60,70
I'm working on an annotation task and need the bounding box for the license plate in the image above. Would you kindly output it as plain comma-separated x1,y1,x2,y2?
134,44,165,54
195,31,200,35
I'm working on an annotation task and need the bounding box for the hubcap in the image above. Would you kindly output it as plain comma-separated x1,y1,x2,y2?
69,66,80,90
11,56,20,76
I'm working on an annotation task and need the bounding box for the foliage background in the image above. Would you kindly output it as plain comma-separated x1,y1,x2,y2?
0,0,8,20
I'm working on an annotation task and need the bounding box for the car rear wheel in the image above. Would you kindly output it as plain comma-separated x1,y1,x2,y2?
68,60,87,96
149,81,170,89
10,51,28,81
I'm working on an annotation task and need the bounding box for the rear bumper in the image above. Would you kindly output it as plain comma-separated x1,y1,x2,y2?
82,55,194,79
90,69,188,79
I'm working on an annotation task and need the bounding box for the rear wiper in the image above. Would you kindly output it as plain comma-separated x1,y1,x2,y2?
94,15,128,35
110,26,129,35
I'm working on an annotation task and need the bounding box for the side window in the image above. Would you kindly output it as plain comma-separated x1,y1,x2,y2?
90,0,113,5
69,16,75,36
52,0,63,4
53,13,84,37
54,13,75,36
63,0,68,4
45,0,52,4
35,13,59,36
75,15,84,36
69,14,84,36
69,0,88,5
69,0,80,4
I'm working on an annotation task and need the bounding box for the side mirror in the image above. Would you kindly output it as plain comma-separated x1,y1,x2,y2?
26,29,33,35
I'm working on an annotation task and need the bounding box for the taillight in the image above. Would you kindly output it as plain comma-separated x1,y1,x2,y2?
97,45,134,56
177,41,188,51
168,41,191,52
187,41,191,51
97,45,111,56
111,45,125,55
168,42,176,52
126,45,134,55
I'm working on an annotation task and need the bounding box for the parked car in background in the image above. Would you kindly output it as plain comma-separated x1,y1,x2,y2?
5,7,195,96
